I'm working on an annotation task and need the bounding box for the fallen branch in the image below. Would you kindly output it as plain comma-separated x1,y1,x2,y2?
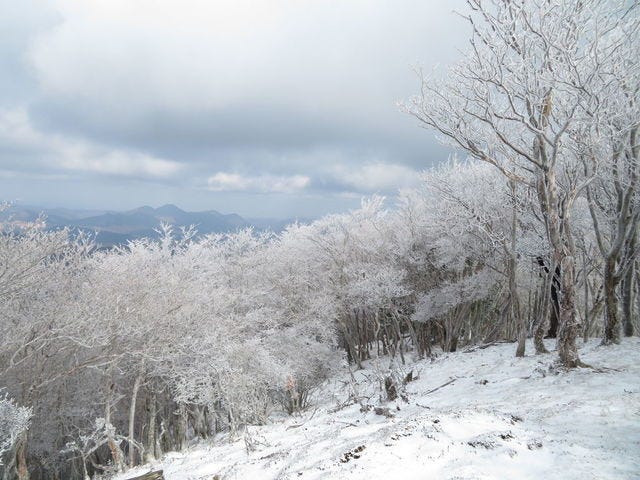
333,420,358,427
126,470,164,480
464,340,513,353
424,378,456,395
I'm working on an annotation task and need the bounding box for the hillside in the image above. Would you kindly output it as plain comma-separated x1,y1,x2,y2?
118,339,640,480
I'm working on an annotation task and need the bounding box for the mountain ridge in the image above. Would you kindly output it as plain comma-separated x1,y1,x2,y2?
0,203,308,246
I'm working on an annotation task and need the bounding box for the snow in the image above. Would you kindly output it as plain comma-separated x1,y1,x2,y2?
117,339,640,480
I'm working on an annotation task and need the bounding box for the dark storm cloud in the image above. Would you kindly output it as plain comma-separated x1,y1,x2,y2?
0,0,467,217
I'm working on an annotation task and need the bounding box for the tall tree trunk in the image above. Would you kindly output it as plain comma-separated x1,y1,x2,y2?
538,164,581,367
15,432,29,480
128,373,143,467
339,313,362,369
557,253,581,367
603,258,621,344
582,252,590,341
622,261,635,337
105,380,124,473
584,281,604,341
547,268,560,338
145,391,157,463
509,180,526,357
176,403,188,451
533,263,552,354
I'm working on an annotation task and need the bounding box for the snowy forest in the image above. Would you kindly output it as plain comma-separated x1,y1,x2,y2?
1,0,639,479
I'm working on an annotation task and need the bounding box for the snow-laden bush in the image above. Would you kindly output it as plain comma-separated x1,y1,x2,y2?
412,269,501,323
0,394,31,464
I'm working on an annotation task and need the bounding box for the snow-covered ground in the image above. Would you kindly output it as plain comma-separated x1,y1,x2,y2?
118,339,640,480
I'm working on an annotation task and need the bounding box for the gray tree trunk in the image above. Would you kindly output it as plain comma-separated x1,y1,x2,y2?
129,373,143,467
557,253,581,367
145,392,157,463
603,258,621,344
622,261,635,337
509,180,525,358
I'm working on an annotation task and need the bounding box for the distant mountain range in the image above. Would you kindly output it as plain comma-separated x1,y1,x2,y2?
0,204,307,246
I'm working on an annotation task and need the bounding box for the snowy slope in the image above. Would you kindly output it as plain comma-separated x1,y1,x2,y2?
118,339,640,480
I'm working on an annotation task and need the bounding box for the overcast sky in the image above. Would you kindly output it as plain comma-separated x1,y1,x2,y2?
0,0,467,218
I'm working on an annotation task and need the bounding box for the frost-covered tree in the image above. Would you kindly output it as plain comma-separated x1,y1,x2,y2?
0,395,31,466
404,0,637,367
4,165,637,480
0,219,94,480
284,198,409,365
580,13,640,343
395,160,547,355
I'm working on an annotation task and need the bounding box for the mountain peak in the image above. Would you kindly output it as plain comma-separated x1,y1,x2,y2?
129,205,156,215
155,204,185,215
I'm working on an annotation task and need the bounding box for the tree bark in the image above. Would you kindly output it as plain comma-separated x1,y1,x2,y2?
533,264,551,354
15,432,29,480
603,258,621,344
538,163,581,367
129,373,143,467
176,403,187,451
622,261,635,337
145,391,157,463
547,270,560,338
105,380,124,473
509,180,526,357
557,253,582,367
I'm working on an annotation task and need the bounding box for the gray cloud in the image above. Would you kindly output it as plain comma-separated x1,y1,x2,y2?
0,0,466,217
0,1,59,105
